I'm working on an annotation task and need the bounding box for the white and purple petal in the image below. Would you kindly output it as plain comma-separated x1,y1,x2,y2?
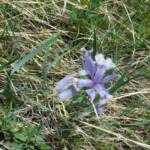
58,86,77,100
77,79,94,88
86,88,96,102
96,99,107,114
93,65,106,83
80,49,93,66
95,84,109,98
79,70,87,76
105,58,115,70
103,72,119,83
85,48,93,57
95,54,105,66
84,56,95,78
55,76,74,93
95,54,116,70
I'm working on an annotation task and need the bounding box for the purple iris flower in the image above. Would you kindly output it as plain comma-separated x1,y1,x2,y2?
77,53,118,114
55,50,119,114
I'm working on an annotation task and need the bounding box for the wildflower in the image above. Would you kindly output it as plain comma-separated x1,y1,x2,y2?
76,52,118,114
55,50,119,114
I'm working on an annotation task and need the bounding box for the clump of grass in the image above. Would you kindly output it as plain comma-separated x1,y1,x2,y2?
0,0,150,150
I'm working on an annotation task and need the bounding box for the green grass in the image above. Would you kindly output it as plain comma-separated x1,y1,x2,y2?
0,0,150,149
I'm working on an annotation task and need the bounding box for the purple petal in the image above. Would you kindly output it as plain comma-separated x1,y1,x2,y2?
103,73,119,83
55,76,74,93
80,49,93,66
95,84,109,98
96,99,107,114
58,86,77,100
84,56,95,78
84,48,93,58
86,88,96,102
93,65,106,83
77,79,94,88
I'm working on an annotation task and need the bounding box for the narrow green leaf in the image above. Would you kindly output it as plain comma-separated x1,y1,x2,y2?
0,57,18,72
92,29,97,58
11,33,60,75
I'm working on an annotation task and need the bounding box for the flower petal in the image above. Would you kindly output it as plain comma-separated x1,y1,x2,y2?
95,54,105,65
103,72,119,83
96,99,106,114
95,54,116,70
84,56,95,77
105,58,115,70
77,79,94,88
55,76,74,93
95,84,109,98
58,86,77,100
79,70,87,76
93,65,106,83
86,88,96,102
80,49,93,66
85,48,93,57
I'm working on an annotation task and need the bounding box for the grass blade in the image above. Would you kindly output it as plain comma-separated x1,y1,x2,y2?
11,33,60,75
0,58,18,72
92,29,97,58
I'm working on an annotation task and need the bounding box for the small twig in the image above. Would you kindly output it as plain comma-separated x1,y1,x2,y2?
112,89,150,101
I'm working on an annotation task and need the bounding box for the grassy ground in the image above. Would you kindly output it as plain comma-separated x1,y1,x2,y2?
0,0,150,150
